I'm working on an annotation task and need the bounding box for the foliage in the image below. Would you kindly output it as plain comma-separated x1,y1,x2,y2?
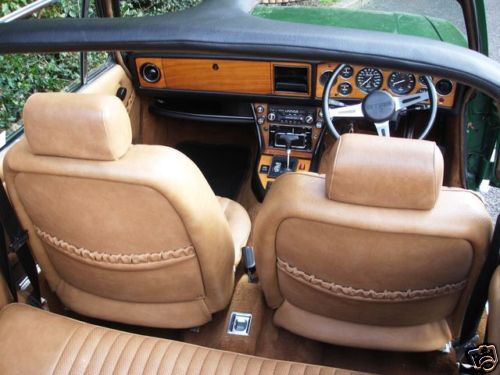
0,52,106,134
0,0,202,135
120,0,202,17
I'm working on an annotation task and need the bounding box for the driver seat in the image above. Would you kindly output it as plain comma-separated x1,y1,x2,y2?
254,134,492,352
3,93,251,328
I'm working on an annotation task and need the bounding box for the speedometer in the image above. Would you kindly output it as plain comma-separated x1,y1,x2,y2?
388,72,416,95
356,68,383,93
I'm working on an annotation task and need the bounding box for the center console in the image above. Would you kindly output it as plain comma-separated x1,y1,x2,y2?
253,103,324,193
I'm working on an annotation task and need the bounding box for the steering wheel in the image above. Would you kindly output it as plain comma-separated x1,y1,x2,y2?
322,64,438,140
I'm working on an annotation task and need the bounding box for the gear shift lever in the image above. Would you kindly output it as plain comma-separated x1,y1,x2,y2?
278,133,300,171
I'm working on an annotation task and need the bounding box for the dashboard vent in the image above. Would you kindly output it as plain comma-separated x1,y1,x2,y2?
273,65,309,94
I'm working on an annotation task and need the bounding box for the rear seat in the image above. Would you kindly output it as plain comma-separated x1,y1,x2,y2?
0,304,369,375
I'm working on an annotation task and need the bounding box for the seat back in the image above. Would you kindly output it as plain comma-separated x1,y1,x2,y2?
4,93,236,328
254,134,492,351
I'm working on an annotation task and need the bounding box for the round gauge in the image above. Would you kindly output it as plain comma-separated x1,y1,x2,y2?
388,72,416,95
338,82,352,96
356,68,383,93
340,65,354,79
436,79,453,95
320,71,336,86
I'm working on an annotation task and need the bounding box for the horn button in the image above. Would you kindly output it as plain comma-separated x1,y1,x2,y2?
361,90,396,122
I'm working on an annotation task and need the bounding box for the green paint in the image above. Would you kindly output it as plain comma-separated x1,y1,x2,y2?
475,0,489,55
252,6,467,47
464,94,500,189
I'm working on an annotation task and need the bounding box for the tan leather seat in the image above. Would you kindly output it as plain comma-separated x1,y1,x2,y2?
3,93,251,328
254,134,492,352
0,303,368,375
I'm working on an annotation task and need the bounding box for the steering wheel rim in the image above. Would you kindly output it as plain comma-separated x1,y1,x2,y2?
322,64,438,140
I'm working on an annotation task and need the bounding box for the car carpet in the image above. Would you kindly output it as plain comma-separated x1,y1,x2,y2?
176,142,251,200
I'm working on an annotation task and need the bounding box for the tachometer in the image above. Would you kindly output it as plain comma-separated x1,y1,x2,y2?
356,68,383,93
388,72,416,95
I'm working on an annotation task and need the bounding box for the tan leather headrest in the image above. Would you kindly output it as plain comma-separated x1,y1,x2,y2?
326,134,444,210
23,93,131,161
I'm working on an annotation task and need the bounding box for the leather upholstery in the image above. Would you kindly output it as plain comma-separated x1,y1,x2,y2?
489,266,500,375
218,197,252,266
0,304,368,375
4,93,251,328
79,64,142,144
254,134,492,351
24,93,132,161
325,134,443,210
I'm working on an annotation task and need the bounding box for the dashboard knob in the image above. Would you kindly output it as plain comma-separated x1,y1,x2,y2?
305,115,314,124
257,117,265,125
141,63,161,83
267,113,276,122
256,105,265,114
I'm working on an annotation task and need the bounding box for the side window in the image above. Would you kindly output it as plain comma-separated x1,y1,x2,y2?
119,0,202,17
0,0,109,146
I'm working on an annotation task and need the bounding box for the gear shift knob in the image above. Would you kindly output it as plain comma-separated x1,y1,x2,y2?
278,133,300,170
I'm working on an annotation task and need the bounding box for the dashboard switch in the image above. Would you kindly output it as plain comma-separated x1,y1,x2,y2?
267,112,276,122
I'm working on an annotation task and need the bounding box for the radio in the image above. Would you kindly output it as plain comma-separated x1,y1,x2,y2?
267,105,316,126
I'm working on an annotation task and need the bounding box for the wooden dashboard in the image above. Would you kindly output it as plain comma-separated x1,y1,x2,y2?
134,57,457,108
135,57,312,97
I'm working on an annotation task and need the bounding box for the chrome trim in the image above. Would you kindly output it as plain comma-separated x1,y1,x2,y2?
0,0,58,23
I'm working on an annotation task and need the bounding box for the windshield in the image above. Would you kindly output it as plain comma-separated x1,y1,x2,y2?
254,0,468,47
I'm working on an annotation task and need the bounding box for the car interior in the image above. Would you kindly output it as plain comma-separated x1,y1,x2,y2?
0,0,499,374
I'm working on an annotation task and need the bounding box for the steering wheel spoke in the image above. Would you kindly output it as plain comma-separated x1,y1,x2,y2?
394,91,429,111
329,103,363,118
322,66,437,140
374,121,391,137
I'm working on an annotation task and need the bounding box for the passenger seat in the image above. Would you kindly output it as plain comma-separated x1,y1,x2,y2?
3,93,251,328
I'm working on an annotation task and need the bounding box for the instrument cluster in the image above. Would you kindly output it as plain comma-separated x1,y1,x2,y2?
316,63,456,108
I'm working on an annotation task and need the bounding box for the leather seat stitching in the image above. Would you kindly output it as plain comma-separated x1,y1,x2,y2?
172,344,188,375
199,349,211,375
111,333,135,375
184,347,198,375
82,329,110,375
141,339,161,373
50,326,80,375
240,356,250,375
67,327,99,375
125,336,147,375
152,340,173,374
96,331,121,375
213,351,225,375
227,352,238,375
254,357,265,375
34,226,195,265
277,258,467,301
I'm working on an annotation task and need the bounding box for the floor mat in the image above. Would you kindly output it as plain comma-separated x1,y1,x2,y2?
176,142,251,200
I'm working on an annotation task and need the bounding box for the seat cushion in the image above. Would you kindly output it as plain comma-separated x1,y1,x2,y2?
218,197,251,266
0,304,368,375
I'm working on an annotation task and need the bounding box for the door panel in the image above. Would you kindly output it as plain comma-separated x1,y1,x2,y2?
79,64,141,143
